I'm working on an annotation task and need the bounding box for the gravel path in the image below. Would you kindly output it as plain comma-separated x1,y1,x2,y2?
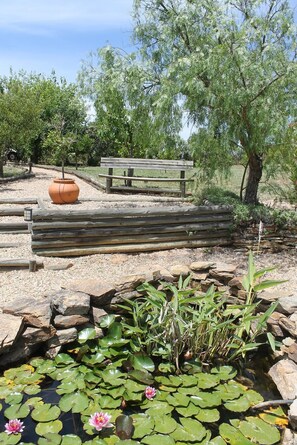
0,167,296,308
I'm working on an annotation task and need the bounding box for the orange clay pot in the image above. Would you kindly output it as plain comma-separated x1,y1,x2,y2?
48,178,79,204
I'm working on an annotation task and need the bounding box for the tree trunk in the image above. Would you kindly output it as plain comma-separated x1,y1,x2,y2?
244,153,263,204
0,159,4,178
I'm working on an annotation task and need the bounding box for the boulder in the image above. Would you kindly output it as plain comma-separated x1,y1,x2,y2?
22,326,56,345
277,295,297,315
54,314,90,329
46,327,78,349
3,298,52,328
189,261,215,272
269,359,297,399
169,265,190,277
0,313,24,353
67,279,116,307
51,289,90,316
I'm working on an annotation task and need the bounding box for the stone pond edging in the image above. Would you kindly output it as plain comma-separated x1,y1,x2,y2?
2,260,297,442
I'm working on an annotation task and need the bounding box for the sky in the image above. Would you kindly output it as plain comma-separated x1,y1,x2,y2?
0,0,135,83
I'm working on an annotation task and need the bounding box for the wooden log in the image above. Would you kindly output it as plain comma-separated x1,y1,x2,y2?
110,186,183,195
0,243,21,248
0,198,38,204
0,222,29,232
32,205,232,220
98,174,193,182
0,207,27,216
31,230,230,249
31,221,232,240
0,259,44,269
31,214,233,231
100,157,194,170
32,237,231,257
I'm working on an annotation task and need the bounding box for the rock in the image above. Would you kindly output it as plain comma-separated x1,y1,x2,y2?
169,265,190,277
228,276,244,289
46,327,77,349
213,263,237,274
258,289,279,303
191,272,208,281
189,261,215,272
288,343,297,364
268,359,297,399
0,339,38,369
45,346,61,359
277,295,297,315
209,269,234,284
282,428,297,444
289,400,297,430
91,307,108,325
22,326,56,345
279,317,297,338
0,313,24,353
152,267,175,283
45,263,74,270
115,274,147,293
283,337,296,347
51,289,90,316
3,298,52,328
54,314,90,329
67,279,116,307
267,312,285,338
110,291,142,307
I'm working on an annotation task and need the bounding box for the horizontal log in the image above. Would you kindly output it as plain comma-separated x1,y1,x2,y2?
31,230,230,249
0,259,44,268
32,205,232,221
33,237,231,257
98,174,193,182
31,221,232,240
0,222,29,232
109,185,184,195
32,214,233,231
0,198,38,204
0,243,21,248
0,207,26,216
100,157,193,170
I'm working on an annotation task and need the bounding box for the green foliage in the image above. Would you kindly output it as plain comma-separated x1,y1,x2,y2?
133,0,297,203
118,255,281,367
194,185,297,228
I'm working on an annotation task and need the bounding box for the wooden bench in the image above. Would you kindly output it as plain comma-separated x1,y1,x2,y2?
98,157,194,197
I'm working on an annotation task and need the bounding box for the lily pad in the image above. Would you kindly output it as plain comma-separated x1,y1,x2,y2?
5,392,23,405
4,403,30,419
194,372,220,389
35,420,63,436
78,328,97,344
238,417,281,444
211,366,237,381
154,415,178,434
219,423,255,445
32,404,61,422
195,408,220,423
0,432,21,444
259,406,288,427
59,391,89,413
180,418,207,442
38,433,61,444
141,435,175,445
60,435,82,444
132,414,154,439
175,402,200,417
130,353,155,373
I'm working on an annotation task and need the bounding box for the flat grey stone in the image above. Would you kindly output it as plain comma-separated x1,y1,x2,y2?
22,326,56,345
277,295,297,315
269,359,297,399
67,279,115,307
54,314,89,329
51,289,90,315
0,313,24,353
46,327,77,348
3,298,52,328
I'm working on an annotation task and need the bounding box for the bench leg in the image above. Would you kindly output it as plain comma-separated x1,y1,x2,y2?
126,168,134,187
106,168,113,193
180,171,186,197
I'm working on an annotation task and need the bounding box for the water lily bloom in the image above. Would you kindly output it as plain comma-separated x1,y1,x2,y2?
5,419,25,435
89,412,113,431
145,386,156,399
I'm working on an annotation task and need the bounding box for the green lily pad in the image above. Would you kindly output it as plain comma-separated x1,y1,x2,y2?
4,403,30,419
132,414,154,439
82,352,106,366
224,394,251,412
141,435,175,445
191,391,221,408
99,395,122,409
259,406,288,427
211,366,237,381
166,393,189,407
38,433,61,444
238,417,281,444
180,418,207,442
208,437,227,445
128,370,154,385
78,328,97,344
154,415,178,434
194,372,220,389
0,432,21,444
59,391,89,413
54,354,75,366
35,360,57,375
219,423,255,445
56,381,78,395
145,401,174,416
215,382,244,401
32,404,61,422
245,389,264,406
36,420,63,436
99,314,116,328
24,384,41,395
130,353,155,373
5,392,23,405
25,397,44,408
60,435,82,444
175,402,200,417
84,440,108,445
115,442,141,445
195,408,220,422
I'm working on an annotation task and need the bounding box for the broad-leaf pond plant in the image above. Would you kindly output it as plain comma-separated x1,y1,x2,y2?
0,253,287,444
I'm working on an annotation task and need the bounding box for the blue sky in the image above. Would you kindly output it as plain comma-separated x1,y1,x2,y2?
0,0,134,83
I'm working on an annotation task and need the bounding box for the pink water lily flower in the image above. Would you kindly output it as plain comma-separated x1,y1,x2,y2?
89,412,113,432
5,419,25,435
145,386,156,399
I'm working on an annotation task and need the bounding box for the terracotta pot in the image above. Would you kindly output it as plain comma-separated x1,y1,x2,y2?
48,178,79,204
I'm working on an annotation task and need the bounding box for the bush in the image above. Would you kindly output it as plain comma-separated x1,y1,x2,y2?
193,185,297,228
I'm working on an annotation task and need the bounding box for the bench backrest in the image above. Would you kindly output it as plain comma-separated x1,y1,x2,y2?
100,157,194,170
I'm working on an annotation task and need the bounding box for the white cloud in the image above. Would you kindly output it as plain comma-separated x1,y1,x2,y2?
0,0,133,33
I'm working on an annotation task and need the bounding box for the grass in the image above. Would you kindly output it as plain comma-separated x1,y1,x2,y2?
75,164,291,202
2,165,26,178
